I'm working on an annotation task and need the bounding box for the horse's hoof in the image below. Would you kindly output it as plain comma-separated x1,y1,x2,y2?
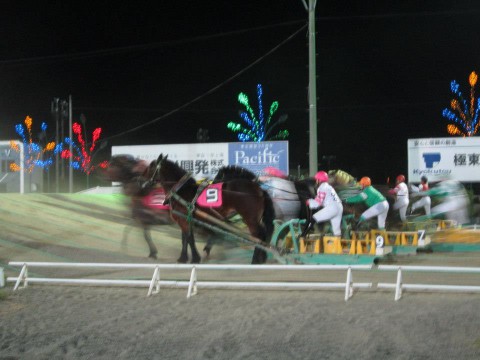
191,257,201,264
177,257,188,264
149,253,158,259
203,246,211,257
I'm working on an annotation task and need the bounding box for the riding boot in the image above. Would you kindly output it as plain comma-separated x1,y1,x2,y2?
355,216,366,230
300,220,315,239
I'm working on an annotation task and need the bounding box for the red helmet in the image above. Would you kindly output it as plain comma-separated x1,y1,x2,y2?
396,174,406,183
314,171,329,183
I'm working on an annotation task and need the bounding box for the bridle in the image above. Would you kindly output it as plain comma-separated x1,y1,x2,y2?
147,155,192,202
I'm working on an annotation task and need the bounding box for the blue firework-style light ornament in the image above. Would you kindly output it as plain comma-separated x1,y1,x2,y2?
227,84,289,142
9,116,59,172
442,71,480,136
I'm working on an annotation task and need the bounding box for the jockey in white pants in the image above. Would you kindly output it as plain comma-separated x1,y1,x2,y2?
388,174,409,222
410,176,431,215
303,171,343,237
345,177,389,229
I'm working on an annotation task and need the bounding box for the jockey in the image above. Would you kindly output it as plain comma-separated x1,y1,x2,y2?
388,174,409,222
302,170,343,237
409,176,431,215
424,179,470,225
345,176,389,229
259,167,300,221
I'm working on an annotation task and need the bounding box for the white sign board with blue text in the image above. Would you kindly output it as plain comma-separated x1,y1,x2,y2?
408,137,480,182
112,141,289,180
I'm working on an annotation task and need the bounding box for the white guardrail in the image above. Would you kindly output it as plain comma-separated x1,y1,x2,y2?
6,262,480,301
6,262,373,301
377,265,480,300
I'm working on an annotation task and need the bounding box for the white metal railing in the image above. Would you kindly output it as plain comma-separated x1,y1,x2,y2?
7,262,480,301
6,262,373,301
377,265,480,300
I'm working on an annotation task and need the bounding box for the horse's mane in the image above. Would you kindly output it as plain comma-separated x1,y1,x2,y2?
328,169,357,187
214,165,258,182
157,156,197,186
294,178,316,199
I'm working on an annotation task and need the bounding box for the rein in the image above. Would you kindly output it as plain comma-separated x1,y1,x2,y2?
149,158,196,231
260,182,302,201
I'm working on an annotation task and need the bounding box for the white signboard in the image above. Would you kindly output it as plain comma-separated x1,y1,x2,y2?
112,141,289,180
0,141,24,193
408,137,480,182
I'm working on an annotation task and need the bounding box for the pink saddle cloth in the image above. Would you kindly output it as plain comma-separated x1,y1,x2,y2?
142,188,170,210
197,183,223,208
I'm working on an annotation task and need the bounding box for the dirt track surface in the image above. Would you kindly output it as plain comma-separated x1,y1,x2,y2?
1,194,480,359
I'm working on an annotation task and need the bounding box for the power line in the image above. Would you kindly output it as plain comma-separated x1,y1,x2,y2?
0,19,305,66
101,23,308,143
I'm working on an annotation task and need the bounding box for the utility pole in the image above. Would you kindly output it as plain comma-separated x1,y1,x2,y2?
51,98,60,193
301,0,318,176
51,97,71,193
68,95,73,193
60,100,68,187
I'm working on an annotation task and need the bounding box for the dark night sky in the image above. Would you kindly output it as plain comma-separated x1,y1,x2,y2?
2,1,480,182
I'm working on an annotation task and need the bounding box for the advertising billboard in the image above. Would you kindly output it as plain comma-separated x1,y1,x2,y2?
408,137,480,182
112,141,289,180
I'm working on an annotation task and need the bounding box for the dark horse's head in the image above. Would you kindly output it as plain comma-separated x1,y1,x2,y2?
104,155,149,183
104,155,151,198
148,154,197,192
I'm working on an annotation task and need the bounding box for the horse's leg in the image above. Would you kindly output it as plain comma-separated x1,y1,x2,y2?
177,231,189,263
186,231,201,264
250,224,268,264
251,247,267,264
143,226,158,259
203,233,218,258
121,222,134,251
203,238,212,258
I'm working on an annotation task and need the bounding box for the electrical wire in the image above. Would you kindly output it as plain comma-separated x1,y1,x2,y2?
101,23,308,143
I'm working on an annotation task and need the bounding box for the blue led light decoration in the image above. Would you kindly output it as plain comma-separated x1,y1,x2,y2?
442,71,480,136
227,84,289,142
9,116,59,172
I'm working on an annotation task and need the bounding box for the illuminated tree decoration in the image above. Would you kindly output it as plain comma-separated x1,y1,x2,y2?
61,122,107,173
9,116,58,172
227,83,289,142
442,71,480,136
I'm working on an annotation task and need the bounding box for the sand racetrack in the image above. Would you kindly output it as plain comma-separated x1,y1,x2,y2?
1,194,480,359
1,285,480,359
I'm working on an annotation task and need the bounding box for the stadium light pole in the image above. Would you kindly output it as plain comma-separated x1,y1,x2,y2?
301,0,318,176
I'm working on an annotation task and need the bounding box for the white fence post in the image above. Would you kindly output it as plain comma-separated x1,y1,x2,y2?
187,266,198,298
344,267,353,301
13,264,28,291
394,268,403,301
147,266,161,297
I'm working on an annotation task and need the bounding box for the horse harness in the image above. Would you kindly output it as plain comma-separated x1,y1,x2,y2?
151,160,228,233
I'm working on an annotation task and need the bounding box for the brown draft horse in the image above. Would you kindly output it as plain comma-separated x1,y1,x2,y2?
104,155,173,259
148,154,276,264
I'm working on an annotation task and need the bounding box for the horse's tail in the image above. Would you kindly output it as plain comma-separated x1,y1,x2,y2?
262,190,275,243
